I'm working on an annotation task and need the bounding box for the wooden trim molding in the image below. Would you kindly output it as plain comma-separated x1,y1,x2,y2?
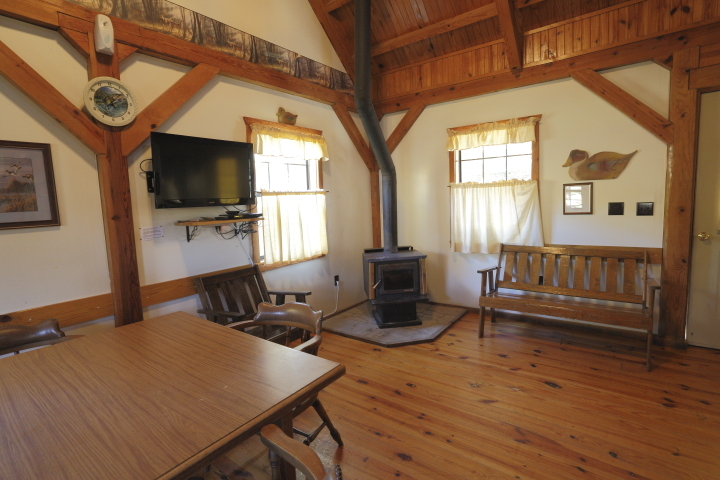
689,63,720,92
570,69,674,144
0,266,248,329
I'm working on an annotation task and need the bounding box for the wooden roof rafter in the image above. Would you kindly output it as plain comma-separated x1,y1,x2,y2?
495,0,524,73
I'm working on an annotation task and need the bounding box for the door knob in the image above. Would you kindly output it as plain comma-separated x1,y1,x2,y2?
697,232,710,241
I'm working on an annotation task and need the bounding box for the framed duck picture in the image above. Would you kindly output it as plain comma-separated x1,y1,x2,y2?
0,140,59,230
564,182,593,215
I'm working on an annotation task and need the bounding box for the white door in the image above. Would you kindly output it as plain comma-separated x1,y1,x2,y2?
687,91,720,348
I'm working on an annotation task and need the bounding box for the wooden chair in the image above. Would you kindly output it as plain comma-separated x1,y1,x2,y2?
194,264,311,325
0,318,80,356
260,424,342,480
227,302,343,447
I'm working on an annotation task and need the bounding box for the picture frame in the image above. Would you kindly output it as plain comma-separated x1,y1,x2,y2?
0,140,59,230
563,182,593,215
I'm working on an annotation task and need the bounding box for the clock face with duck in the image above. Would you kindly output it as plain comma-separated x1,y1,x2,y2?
83,77,138,126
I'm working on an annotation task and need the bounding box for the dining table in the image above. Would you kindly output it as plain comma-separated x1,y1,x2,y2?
0,311,345,479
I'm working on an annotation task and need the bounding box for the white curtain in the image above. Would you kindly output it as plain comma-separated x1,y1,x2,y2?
450,180,544,254
446,117,539,151
250,123,329,161
260,190,328,266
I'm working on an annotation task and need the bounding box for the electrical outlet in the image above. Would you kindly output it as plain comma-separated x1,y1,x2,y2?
334,275,340,286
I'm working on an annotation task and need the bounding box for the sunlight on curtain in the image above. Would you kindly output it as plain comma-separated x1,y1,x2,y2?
260,190,328,266
447,117,539,150
450,180,544,254
250,124,329,161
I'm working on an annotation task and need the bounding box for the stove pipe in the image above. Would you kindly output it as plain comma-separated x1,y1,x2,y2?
355,0,398,254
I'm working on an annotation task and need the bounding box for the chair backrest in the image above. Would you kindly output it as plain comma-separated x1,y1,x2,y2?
194,265,272,323
226,302,323,354
260,424,342,480
0,319,67,356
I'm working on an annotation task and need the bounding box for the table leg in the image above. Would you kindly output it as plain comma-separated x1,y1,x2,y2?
278,414,296,480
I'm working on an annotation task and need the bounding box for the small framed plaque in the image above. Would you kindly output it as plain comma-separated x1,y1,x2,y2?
563,182,593,215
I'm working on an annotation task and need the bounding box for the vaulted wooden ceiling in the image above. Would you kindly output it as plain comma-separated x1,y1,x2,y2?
308,0,720,113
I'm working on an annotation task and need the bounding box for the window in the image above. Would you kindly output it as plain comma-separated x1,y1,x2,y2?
450,115,540,183
447,116,544,254
244,117,329,269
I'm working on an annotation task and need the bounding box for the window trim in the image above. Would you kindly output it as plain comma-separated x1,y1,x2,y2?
243,116,326,270
449,114,541,184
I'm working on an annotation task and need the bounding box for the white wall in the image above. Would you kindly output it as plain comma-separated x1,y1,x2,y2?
0,12,371,334
172,0,346,72
382,62,670,308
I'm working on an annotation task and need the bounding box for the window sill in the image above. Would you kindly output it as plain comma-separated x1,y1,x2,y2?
257,254,326,272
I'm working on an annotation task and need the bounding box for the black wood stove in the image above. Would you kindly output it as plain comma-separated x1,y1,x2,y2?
363,246,428,328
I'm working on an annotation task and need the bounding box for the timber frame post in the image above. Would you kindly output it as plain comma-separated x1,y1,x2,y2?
86,29,143,326
660,47,702,347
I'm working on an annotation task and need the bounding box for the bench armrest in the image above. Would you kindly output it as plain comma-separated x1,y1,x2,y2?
643,278,661,317
477,267,500,296
268,290,312,296
197,309,254,324
267,291,312,305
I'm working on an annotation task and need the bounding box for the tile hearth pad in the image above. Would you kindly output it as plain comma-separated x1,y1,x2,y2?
323,302,467,347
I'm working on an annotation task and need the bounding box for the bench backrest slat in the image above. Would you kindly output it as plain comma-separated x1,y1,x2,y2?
589,257,602,292
497,245,649,304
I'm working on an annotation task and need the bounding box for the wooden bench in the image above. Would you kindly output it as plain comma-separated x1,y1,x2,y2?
478,245,660,371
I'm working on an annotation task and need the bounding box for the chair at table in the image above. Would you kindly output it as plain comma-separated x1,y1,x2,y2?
194,265,312,326
227,302,343,447
0,318,80,356
260,424,342,480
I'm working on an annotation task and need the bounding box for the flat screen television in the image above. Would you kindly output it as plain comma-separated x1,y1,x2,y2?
151,132,255,209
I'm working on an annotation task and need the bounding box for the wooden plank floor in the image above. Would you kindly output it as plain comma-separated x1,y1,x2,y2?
197,312,720,479
315,312,720,480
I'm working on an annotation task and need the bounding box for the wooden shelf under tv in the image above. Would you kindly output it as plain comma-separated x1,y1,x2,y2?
175,218,263,227
175,218,263,242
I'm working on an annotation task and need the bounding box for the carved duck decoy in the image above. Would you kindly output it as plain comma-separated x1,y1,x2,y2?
276,107,298,125
562,149,637,180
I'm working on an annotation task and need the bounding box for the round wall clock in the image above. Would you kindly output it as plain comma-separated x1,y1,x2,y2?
83,76,138,127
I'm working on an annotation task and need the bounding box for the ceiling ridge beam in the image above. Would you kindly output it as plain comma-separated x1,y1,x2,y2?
121,63,220,156
0,38,105,154
570,68,674,144
332,103,378,172
386,104,426,153
495,0,524,73
372,4,498,58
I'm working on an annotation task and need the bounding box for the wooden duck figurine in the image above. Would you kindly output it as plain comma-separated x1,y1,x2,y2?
276,107,298,125
562,149,637,180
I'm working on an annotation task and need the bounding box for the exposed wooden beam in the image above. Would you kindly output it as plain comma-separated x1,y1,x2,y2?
325,0,352,14
495,0,524,73
306,0,356,78
117,43,139,63
0,39,105,154
332,103,378,172
55,11,356,111
86,33,143,327
660,47,701,347
122,63,220,156
689,63,720,92
372,4,498,58
386,104,426,153
58,27,90,58
652,55,673,70
374,22,720,115
515,0,545,6
570,69,674,144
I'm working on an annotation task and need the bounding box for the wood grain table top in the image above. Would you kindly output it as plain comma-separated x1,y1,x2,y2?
0,311,345,479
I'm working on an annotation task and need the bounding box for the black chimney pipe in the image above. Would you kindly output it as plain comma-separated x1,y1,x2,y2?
355,0,398,253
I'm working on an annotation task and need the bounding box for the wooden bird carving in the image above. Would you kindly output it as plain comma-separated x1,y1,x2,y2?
562,149,637,180
276,107,298,125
